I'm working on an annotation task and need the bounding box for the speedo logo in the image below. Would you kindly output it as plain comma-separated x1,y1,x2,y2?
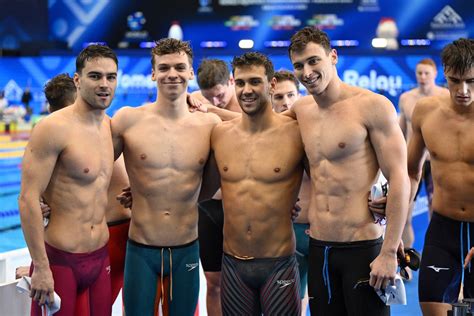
277,279,295,288
186,263,199,272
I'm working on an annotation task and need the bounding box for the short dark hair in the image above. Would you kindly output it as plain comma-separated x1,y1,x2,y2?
441,38,474,76
151,38,193,69
289,26,331,56
76,44,118,74
197,59,230,89
44,74,76,112
231,52,274,81
273,70,299,89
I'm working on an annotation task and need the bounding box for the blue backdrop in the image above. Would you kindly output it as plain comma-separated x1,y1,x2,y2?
1,1,471,53
46,0,472,52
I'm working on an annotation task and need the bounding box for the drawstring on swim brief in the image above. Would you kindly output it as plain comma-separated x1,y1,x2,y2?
468,223,471,274
170,248,173,301
461,222,471,285
160,248,174,304
322,246,332,304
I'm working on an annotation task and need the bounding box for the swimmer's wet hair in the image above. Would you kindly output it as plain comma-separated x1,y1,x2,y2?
151,38,193,68
289,26,331,56
76,44,118,74
197,59,230,89
44,74,76,113
441,38,474,76
231,52,274,81
273,70,299,89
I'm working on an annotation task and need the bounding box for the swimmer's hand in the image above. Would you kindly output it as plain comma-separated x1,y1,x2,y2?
31,266,55,307
187,93,204,112
191,102,212,114
397,240,405,262
15,266,30,279
368,195,387,225
188,99,219,114
291,198,301,221
464,247,474,268
368,195,387,215
40,198,51,219
117,186,132,209
369,250,397,290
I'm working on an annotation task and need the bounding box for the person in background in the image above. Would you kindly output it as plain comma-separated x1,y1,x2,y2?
398,59,449,275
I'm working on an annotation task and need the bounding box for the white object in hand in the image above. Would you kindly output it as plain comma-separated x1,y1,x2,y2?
16,276,61,315
371,174,389,200
375,274,407,305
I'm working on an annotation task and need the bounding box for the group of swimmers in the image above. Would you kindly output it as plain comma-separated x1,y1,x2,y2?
17,26,474,316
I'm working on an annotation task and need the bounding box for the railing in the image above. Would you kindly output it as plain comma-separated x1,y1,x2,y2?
0,248,31,315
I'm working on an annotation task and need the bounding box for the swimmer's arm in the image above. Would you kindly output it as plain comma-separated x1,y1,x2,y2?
369,97,409,252
367,96,410,288
407,100,428,204
187,92,204,110
280,109,296,119
192,101,240,121
110,107,129,160
199,123,223,201
199,150,220,202
281,95,311,120
19,119,63,304
113,155,133,210
207,105,240,121
189,91,240,121
398,95,408,140
302,155,310,177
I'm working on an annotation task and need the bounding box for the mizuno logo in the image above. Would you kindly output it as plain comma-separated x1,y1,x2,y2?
186,263,199,272
427,265,450,272
276,279,295,288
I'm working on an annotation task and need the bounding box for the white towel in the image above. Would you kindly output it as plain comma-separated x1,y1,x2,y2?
370,174,389,225
16,276,61,315
375,274,407,305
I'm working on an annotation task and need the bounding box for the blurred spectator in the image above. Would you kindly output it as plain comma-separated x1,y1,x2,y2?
21,87,33,118
0,90,8,119
3,104,26,133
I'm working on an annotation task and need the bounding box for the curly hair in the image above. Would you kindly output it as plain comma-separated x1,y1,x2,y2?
151,38,193,68
231,52,274,81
